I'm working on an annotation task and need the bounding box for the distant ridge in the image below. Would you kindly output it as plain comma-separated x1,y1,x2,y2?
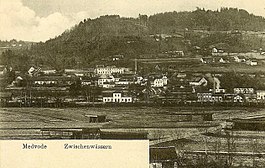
2,8,265,70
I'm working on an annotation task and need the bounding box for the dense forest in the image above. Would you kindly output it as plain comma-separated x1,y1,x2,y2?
149,7,265,33
1,8,265,71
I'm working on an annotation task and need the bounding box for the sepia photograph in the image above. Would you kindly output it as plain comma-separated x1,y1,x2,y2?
1,0,265,167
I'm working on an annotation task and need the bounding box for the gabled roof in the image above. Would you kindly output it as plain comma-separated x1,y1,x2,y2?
209,42,229,50
237,56,246,59
190,77,205,82
149,146,177,162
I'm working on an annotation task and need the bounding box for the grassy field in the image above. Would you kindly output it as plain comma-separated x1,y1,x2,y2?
0,106,264,138
1,106,265,166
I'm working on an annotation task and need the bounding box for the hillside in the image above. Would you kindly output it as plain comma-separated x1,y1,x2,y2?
149,7,265,33
2,8,265,71
0,39,35,58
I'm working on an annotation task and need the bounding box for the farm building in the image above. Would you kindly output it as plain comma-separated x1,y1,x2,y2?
100,131,148,140
85,115,107,123
231,117,265,131
149,146,178,168
171,112,213,122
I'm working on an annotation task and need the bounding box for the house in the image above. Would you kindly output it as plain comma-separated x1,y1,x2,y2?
233,88,256,102
28,66,40,76
210,43,229,56
135,76,144,85
102,92,132,103
111,54,124,61
101,82,115,89
244,93,257,103
85,115,107,123
115,79,130,85
151,76,168,88
149,146,178,168
234,88,255,94
161,85,195,103
42,69,56,75
115,75,134,86
231,118,265,131
200,57,214,64
234,56,246,62
97,74,115,87
233,95,243,103
212,47,218,53
176,73,186,78
223,94,235,103
164,50,185,57
246,60,258,66
256,90,265,101
189,77,207,87
216,57,229,63
200,57,229,64
172,112,213,122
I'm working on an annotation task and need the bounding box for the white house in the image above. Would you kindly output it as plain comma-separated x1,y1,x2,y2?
246,60,258,66
234,88,254,94
217,57,227,63
212,47,218,53
151,76,168,87
197,93,223,102
103,92,132,103
256,90,265,101
234,56,246,63
234,95,243,103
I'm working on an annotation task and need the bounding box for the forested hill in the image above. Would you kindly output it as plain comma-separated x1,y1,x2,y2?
2,8,265,70
149,7,265,33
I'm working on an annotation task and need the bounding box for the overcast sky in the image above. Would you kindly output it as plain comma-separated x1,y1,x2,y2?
1,0,265,42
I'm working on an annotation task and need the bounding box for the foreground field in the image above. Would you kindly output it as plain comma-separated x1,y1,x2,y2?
1,107,265,166
0,106,264,139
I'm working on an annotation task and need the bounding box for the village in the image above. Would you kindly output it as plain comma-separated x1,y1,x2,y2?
1,46,265,108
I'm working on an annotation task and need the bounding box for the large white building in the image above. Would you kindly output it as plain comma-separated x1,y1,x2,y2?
197,93,223,103
103,92,132,103
95,66,130,75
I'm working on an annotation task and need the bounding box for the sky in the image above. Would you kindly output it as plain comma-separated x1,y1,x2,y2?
1,0,265,42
